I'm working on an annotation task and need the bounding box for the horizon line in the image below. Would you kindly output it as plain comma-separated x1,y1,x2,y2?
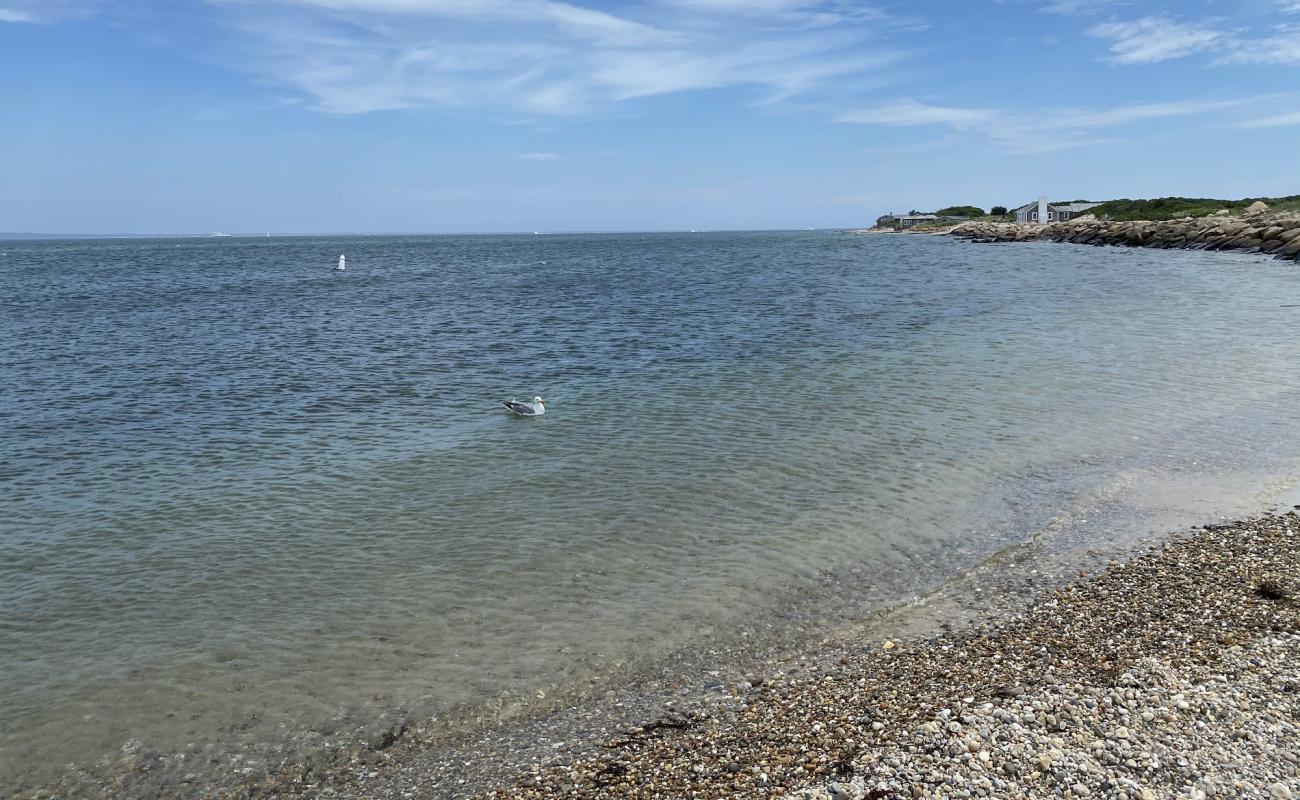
0,227,837,241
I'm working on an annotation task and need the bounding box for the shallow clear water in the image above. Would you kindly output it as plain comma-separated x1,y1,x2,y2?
2,232,1300,790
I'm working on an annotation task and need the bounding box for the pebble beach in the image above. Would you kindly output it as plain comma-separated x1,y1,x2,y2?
168,509,1299,800
475,513,1300,800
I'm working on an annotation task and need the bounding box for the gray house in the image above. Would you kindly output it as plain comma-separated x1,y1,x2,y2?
1014,197,1101,224
897,213,939,229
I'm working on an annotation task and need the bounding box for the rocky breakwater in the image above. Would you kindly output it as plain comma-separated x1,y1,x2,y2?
952,201,1300,262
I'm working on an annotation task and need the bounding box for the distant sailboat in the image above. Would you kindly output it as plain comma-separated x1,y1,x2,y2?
335,254,346,271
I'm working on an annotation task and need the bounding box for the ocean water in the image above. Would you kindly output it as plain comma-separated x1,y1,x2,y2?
3,231,1300,791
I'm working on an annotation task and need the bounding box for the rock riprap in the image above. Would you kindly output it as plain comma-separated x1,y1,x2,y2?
952,205,1300,262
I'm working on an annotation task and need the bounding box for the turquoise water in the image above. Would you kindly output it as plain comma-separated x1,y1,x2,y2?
2,232,1300,790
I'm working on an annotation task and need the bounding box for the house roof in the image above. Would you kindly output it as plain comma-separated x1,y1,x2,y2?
1013,200,1101,213
899,214,938,220
1052,201,1101,213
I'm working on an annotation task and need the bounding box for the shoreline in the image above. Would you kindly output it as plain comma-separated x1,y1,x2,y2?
475,511,1300,800
206,499,1300,800
21,457,1300,798
177,470,1300,798
949,207,1300,262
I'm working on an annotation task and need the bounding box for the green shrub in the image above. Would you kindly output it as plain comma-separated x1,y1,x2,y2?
1087,195,1300,221
935,205,984,217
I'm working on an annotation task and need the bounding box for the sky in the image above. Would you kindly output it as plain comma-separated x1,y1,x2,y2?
2,0,1299,234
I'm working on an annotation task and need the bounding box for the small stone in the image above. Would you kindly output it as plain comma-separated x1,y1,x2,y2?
1269,783,1294,800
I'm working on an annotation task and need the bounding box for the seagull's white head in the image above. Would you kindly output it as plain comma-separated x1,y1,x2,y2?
534,396,544,405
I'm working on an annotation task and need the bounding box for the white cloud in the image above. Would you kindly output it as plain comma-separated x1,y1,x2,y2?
1216,25,1300,66
211,0,914,115
1031,98,1248,129
661,0,821,10
1234,110,1300,127
837,100,996,127
263,0,682,47
1282,1,1300,13
0,0,100,22
655,0,919,30
1041,0,1125,15
517,151,559,160
839,96,1254,153
1089,16,1225,64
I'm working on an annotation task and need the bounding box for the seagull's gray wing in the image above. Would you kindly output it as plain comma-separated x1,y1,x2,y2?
502,400,535,415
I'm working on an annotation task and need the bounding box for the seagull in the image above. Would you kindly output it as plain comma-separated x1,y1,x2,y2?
503,396,546,416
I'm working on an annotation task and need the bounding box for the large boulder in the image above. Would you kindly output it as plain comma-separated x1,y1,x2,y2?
1244,200,1270,215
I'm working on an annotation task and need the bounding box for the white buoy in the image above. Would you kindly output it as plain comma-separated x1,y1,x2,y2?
336,253,346,271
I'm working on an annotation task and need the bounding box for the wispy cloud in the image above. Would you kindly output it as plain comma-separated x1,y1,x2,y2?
265,0,683,47
517,151,560,160
837,100,996,128
208,0,916,115
1041,0,1126,16
1089,16,1225,64
657,0,924,30
1216,25,1300,66
838,96,1254,152
1081,8,1300,68
1233,110,1300,127
0,0,101,22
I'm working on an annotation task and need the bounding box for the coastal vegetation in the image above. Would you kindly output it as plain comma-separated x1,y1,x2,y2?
1087,195,1300,221
935,205,985,217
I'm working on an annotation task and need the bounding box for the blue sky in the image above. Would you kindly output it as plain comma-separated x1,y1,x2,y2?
2,0,1299,233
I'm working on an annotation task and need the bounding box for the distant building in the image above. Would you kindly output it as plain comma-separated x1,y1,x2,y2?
1014,199,1102,224
875,211,970,230
897,214,939,229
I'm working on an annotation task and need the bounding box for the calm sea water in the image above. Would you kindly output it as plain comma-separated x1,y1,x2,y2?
3,232,1300,791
